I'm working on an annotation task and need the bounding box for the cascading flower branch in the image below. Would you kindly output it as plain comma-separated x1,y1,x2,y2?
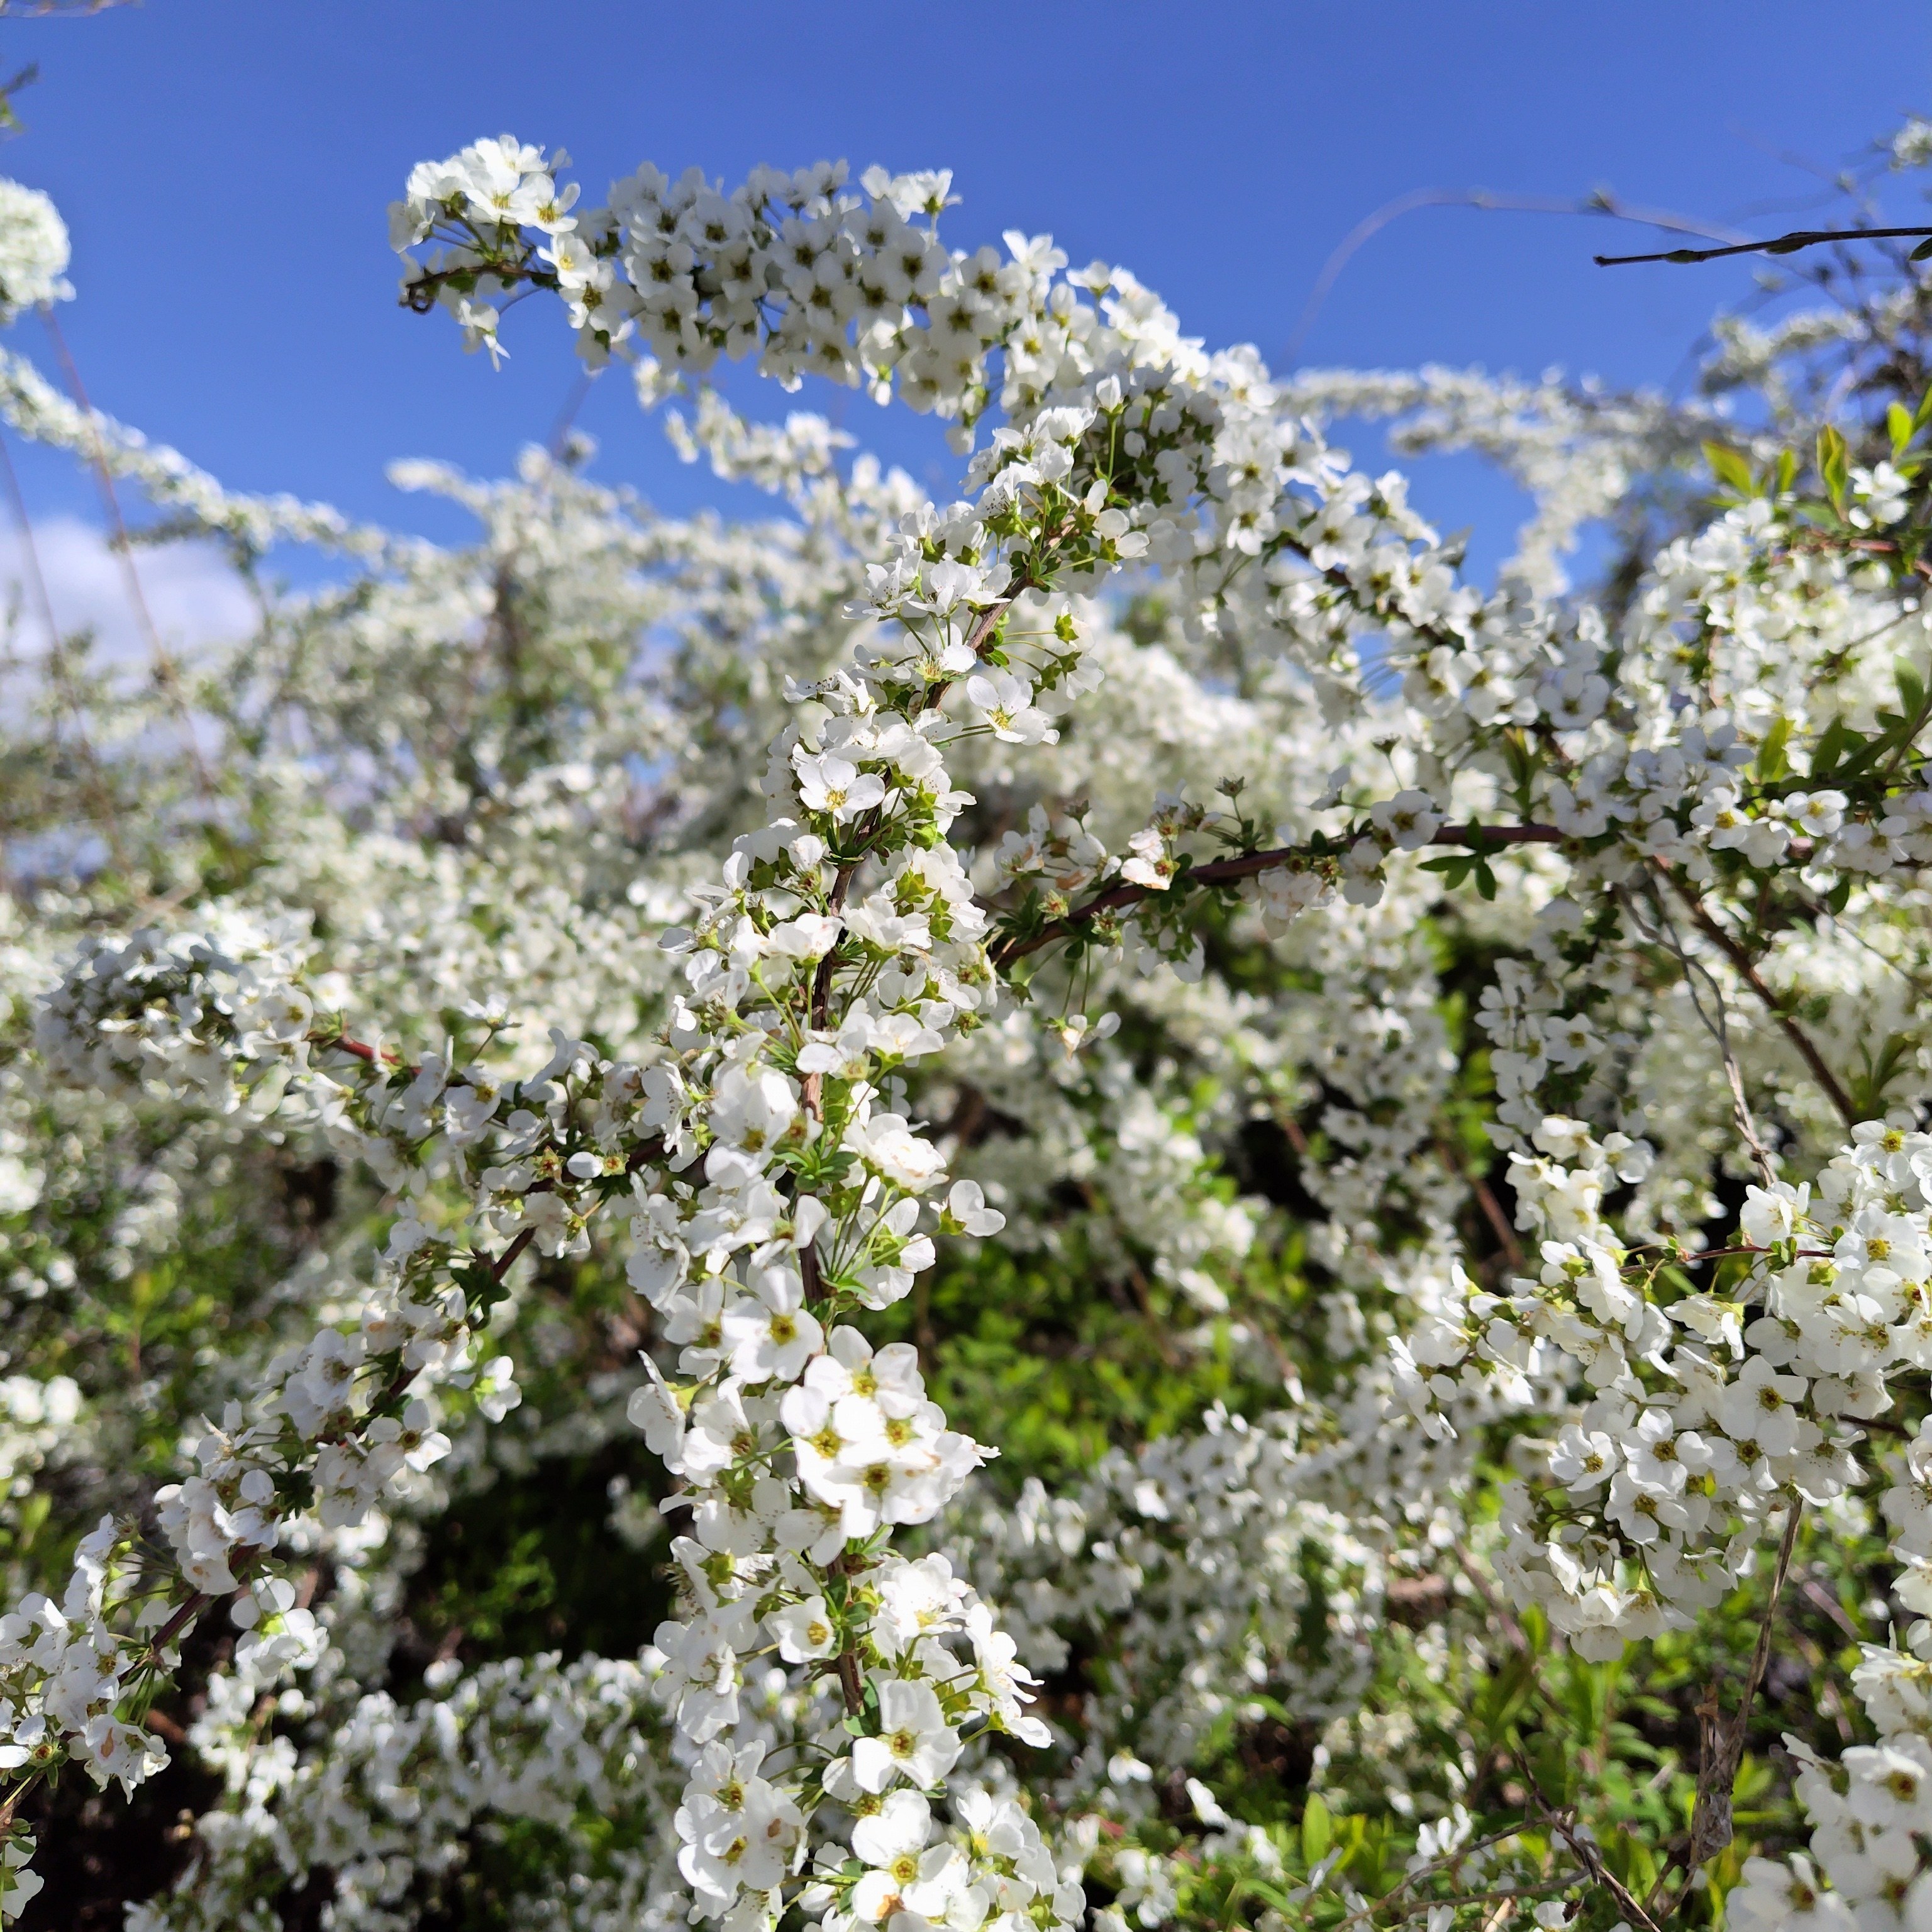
0,138,1259,1921
0,127,1528,1924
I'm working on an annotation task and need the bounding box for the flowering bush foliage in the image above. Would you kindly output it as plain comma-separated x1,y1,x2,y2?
11,113,1932,1932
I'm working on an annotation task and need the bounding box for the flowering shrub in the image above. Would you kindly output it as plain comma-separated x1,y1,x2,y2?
9,113,1932,1932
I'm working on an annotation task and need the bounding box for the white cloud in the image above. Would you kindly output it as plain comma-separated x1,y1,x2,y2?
0,514,254,669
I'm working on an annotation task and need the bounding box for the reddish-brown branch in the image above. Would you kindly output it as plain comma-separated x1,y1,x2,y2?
487,1223,537,1282
1437,1138,1525,1270
835,1645,864,1716
401,260,558,313
319,1030,402,1069
992,822,1565,966
1659,868,1858,1127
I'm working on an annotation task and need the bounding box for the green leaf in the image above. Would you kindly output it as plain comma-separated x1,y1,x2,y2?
1474,858,1498,900
1475,1651,1539,1740
1852,1030,1918,1116
1419,854,1477,887
1629,1838,1661,1897
1528,1732,1574,1806
1826,875,1853,914
10,1489,48,1553
1914,237,1932,262
1830,702,1921,780
1702,441,1756,497
1809,716,1861,778
1604,1828,1660,1896
1341,1814,1391,1894
1774,448,1798,496
1818,423,1850,514
1892,402,1919,458
1916,384,1932,434
1754,714,1792,782
1300,1794,1333,1866
1900,659,1929,724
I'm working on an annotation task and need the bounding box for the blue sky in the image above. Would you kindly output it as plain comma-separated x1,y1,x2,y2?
4,0,1931,601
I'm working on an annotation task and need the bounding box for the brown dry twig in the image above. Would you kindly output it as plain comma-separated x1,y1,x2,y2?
1599,223,1932,267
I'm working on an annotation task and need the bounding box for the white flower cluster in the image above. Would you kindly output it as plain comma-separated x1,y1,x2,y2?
1717,1163,1932,1926
0,179,70,324
1286,366,1681,599
1392,1121,1930,1658
1729,1520,1932,1929
32,920,319,1106
4,382,1121,1929
394,134,1069,435
0,1517,165,1813
0,344,394,560
128,1650,680,1932
950,1406,1387,1794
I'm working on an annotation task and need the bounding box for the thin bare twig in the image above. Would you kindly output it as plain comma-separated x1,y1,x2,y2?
1324,1826,1552,1932
1598,223,1932,267
1534,1794,1661,1932
1624,879,1777,1182
1657,867,1858,1127
0,422,130,872
1287,186,1748,362
1437,1135,1526,1269
1653,1499,1803,1917
40,306,213,796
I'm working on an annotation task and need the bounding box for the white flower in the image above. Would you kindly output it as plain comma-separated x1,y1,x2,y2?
1740,1180,1808,1248
708,1064,799,1159
767,1595,839,1662
1548,1424,1616,1491
1606,1468,1691,1545
851,1790,965,1924
1719,1358,1807,1458
846,1113,947,1192
963,669,1056,745
627,1354,688,1465
1119,826,1172,889
795,751,887,823
1724,1855,1851,1932
0,1833,43,1921
942,1179,1004,1236
851,1678,962,1792
765,913,843,960
1369,789,1443,850
723,1267,823,1384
